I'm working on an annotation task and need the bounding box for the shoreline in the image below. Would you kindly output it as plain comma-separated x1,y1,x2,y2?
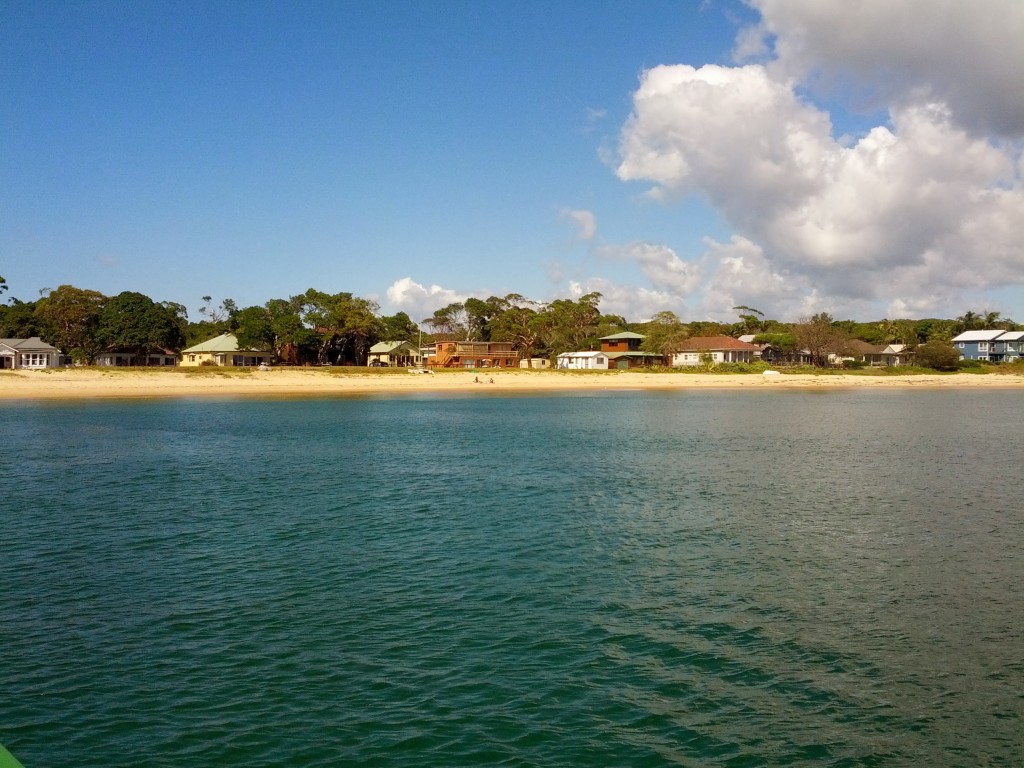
1,368,1023,401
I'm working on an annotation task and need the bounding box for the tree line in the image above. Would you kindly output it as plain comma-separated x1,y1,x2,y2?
0,277,1017,367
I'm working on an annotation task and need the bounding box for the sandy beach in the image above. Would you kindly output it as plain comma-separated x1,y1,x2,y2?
1,367,1022,400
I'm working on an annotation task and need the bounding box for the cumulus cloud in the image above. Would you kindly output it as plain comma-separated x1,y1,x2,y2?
566,279,685,321
740,0,1024,137
596,241,702,296
612,8,1024,319
385,277,467,320
561,208,597,240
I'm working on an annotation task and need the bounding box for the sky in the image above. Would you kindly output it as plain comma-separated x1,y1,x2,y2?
3,0,1023,324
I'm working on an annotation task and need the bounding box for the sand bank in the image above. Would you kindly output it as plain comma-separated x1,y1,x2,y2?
1,367,1022,401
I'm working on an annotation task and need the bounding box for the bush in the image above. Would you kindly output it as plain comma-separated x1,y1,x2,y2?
842,359,869,369
957,357,984,369
915,341,961,371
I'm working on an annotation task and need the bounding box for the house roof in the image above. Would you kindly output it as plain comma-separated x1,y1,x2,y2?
844,339,884,354
605,351,663,359
557,351,607,359
997,331,1024,341
0,336,60,352
369,341,416,354
676,336,758,352
182,333,269,354
952,330,1007,342
600,332,645,340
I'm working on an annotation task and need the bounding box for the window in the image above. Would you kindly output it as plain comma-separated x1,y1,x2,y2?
978,342,989,352
21,353,48,367
957,342,965,348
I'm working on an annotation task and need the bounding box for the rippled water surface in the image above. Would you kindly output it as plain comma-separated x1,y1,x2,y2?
2,390,1021,766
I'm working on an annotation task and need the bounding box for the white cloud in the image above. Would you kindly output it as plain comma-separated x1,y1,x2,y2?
740,0,1024,137
614,49,1024,318
385,277,467,320
561,208,597,240
596,241,702,296
566,278,685,321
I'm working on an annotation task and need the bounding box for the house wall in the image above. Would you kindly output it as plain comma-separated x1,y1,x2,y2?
671,350,753,366
556,355,608,370
180,351,270,367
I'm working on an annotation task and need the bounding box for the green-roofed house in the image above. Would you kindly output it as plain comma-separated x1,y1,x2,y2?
600,331,665,369
367,340,422,368
180,333,272,367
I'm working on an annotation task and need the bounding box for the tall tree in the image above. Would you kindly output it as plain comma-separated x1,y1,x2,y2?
533,292,603,354
34,285,107,362
793,313,849,366
97,292,185,362
641,311,690,358
490,295,542,360
425,302,470,340
379,311,419,342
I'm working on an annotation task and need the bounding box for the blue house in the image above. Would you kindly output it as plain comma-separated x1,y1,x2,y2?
951,330,1024,362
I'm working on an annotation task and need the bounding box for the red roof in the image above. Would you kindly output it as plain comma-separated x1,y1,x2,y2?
677,335,759,351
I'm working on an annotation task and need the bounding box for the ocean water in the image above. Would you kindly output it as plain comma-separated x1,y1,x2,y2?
1,390,1021,767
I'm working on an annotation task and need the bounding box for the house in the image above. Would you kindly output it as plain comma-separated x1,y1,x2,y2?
519,358,550,369
180,333,272,367
990,331,1024,362
95,351,178,367
556,351,609,370
841,340,912,366
952,330,1023,362
428,340,519,369
367,340,422,367
600,332,664,369
0,337,63,369
670,336,759,367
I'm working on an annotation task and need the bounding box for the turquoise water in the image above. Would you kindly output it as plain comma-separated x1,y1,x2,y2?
1,390,1021,767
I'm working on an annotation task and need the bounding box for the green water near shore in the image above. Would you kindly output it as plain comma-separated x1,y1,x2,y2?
2,391,1021,766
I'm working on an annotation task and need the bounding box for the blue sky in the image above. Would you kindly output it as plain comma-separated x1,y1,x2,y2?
3,1,1022,323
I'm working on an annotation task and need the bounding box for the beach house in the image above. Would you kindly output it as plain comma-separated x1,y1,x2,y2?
428,340,519,369
600,332,664,369
180,333,272,367
670,336,759,367
0,337,63,369
952,330,1023,362
556,351,609,370
367,340,422,367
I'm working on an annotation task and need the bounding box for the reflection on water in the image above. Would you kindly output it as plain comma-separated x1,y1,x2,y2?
1,390,1021,767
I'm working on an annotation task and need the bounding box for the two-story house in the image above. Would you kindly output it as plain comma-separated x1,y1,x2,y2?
952,330,1023,362
600,332,664,369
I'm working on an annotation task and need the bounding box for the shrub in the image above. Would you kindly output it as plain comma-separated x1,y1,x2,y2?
915,341,961,371
957,357,983,369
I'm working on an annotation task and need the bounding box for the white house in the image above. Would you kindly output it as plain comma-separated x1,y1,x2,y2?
556,351,609,370
670,336,759,367
0,337,62,369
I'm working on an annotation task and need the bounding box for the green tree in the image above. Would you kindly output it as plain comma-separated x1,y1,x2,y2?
533,292,603,354
732,305,766,335
34,285,107,362
425,302,470,340
295,289,382,365
0,299,43,338
379,311,419,342
97,292,185,362
641,311,690,358
489,295,542,360
233,306,275,353
915,341,960,371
